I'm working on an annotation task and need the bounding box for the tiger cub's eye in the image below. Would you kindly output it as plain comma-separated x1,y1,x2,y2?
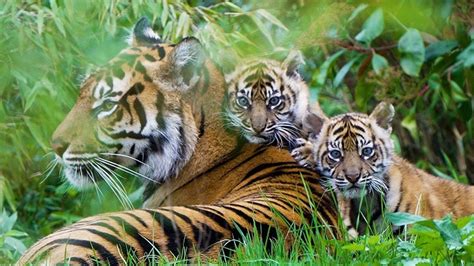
329,150,342,160
268,96,280,106
237,97,250,108
361,147,374,157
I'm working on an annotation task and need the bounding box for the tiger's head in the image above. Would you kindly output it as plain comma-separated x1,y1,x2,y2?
51,18,213,189
224,51,309,147
304,102,395,199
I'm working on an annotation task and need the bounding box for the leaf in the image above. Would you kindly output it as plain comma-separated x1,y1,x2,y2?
23,117,49,152
367,235,380,245
457,216,474,236
355,8,384,44
428,73,441,90
386,212,426,226
0,175,16,211
371,53,388,74
342,243,366,251
398,29,425,77
434,216,463,250
425,40,458,61
161,0,169,27
256,9,288,31
0,211,17,232
348,4,368,22
333,57,358,88
315,50,345,86
449,80,469,102
5,237,26,254
250,15,274,46
457,42,474,68
400,112,419,141
175,12,189,38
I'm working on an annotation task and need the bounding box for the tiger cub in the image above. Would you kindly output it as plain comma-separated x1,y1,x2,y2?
224,51,322,148
291,102,474,238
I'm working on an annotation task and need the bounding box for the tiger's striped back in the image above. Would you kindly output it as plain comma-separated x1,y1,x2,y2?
19,146,338,264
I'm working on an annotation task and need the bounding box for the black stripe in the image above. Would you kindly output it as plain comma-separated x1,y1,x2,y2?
68,257,89,265
85,228,139,260
198,106,205,137
183,206,231,231
144,210,192,258
154,45,166,59
241,168,315,189
244,162,296,180
51,238,118,265
135,61,147,76
123,212,148,228
94,222,120,235
108,216,160,257
144,54,157,62
134,98,147,132
162,209,224,252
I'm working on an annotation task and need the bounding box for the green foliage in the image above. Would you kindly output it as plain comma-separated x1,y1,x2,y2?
388,212,474,263
0,0,473,264
0,210,29,262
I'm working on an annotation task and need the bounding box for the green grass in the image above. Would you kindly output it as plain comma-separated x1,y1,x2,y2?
0,0,473,264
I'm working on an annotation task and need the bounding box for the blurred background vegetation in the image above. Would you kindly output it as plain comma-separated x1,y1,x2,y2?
0,0,472,263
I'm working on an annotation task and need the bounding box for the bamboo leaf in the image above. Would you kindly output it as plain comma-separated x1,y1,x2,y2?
256,9,288,31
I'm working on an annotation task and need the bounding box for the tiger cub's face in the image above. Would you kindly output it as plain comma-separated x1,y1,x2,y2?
225,51,309,147
305,102,395,198
51,18,205,188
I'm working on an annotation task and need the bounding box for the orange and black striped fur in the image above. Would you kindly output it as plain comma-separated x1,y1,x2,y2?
18,18,339,264
292,102,474,238
224,51,322,149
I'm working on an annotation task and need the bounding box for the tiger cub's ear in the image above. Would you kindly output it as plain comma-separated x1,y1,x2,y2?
369,102,395,132
302,106,328,139
131,17,162,46
282,50,305,77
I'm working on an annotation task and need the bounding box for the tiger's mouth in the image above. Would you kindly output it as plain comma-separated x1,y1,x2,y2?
332,174,388,199
59,152,148,189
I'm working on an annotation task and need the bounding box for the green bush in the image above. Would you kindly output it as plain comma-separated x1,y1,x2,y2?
0,0,472,264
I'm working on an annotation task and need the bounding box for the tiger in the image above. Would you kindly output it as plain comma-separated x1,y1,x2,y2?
224,51,323,149
18,18,340,264
291,102,474,238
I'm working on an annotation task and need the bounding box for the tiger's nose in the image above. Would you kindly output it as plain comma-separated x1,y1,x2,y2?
345,170,360,184
52,138,69,157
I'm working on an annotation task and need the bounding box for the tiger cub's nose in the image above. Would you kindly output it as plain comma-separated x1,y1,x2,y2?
344,170,360,184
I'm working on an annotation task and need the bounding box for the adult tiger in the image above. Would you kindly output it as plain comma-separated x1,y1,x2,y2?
18,18,339,264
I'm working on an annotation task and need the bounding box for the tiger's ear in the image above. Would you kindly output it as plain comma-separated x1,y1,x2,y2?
303,107,328,139
131,17,162,46
369,102,395,131
282,50,305,77
166,37,205,91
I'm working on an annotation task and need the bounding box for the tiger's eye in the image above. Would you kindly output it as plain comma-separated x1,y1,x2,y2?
102,102,115,111
237,97,249,107
268,96,280,106
361,147,373,157
329,150,342,159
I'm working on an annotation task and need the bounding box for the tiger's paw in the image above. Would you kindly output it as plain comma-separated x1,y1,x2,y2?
291,138,315,169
